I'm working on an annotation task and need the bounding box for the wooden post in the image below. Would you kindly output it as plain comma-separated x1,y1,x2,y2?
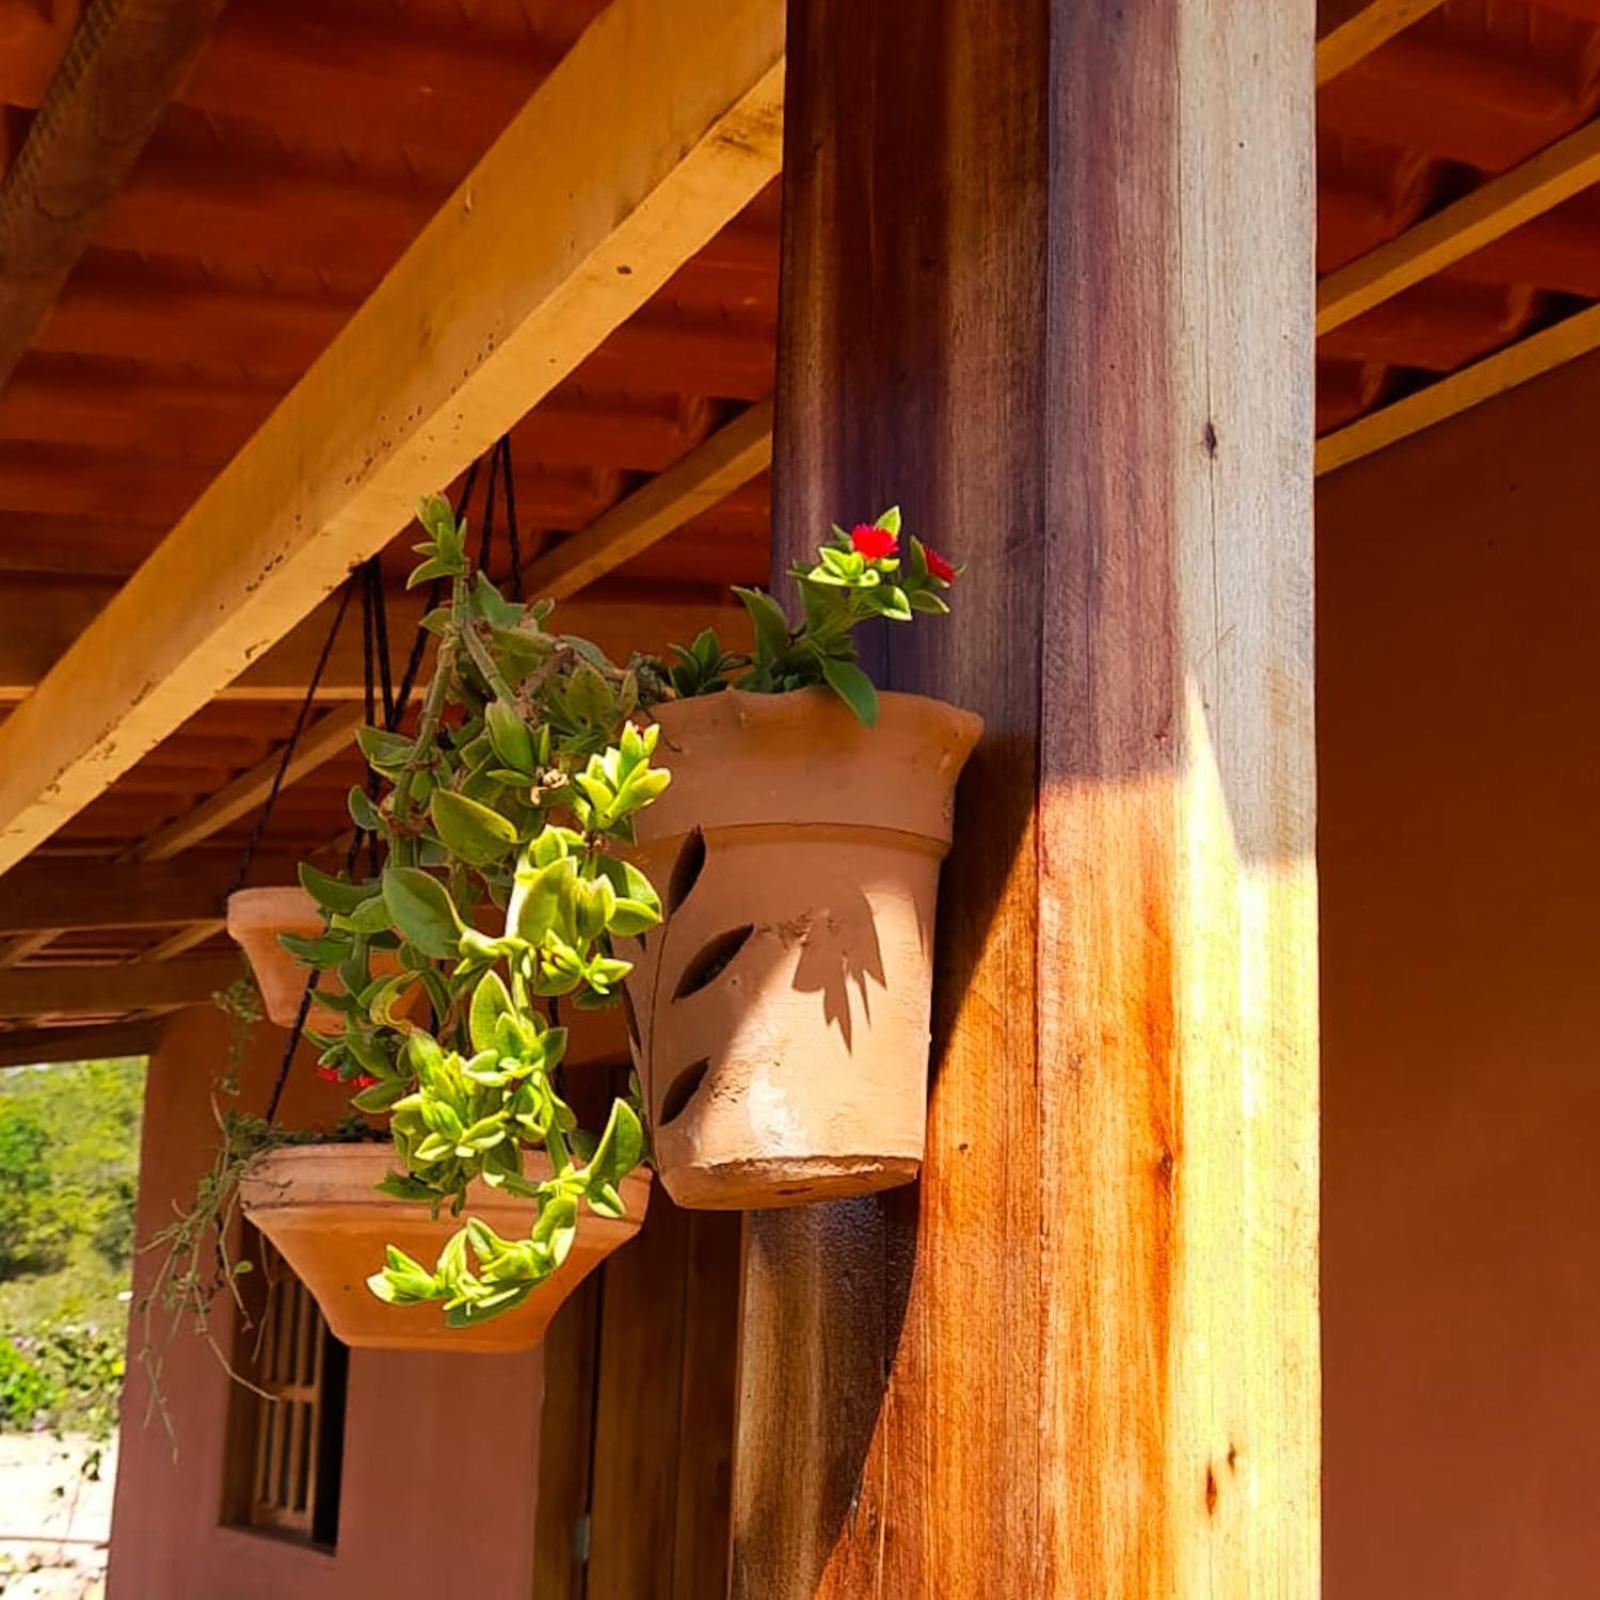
732,0,1318,1594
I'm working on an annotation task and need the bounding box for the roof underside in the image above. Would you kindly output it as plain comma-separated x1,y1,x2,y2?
0,0,1587,1043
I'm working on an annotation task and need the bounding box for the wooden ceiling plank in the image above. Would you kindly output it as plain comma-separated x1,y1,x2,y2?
0,0,231,392
524,399,774,602
0,0,784,876
1316,302,1600,474
1318,118,1600,335
130,705,365,862
0,1018,165,1067
0,853,299,934
1315,0,1447,85
0,956,241,1016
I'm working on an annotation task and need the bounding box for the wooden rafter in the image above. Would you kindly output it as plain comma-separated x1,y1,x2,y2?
0,1019,165,1067
0,955,241,1017
0,0,785,877
1319,118,1600,334
0,588,748,703
129,706,363,862
1317,302,1600,474
1316,0,1446,84
0,0,231,390
523,399,774,602
0,854,298,934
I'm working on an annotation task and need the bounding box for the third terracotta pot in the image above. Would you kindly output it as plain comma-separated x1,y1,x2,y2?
625,687,982,1209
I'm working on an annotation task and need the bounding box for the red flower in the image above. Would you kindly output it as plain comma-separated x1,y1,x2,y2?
315,1064,340,1083
850,523,898,561
353,1074,379,1090
924,546,957,584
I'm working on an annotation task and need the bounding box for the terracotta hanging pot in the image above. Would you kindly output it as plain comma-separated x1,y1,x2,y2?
624,686,982,1210
226,887,356,1033
238,1144,650,1353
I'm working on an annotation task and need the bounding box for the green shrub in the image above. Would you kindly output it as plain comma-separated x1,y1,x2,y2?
0,1336,58,1427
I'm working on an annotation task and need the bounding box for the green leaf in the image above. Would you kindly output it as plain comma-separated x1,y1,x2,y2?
586,1100,644,1199
381,867,463,960
330,895,392,936
731,586,791,665
298,863,373,917
875,505,902,535
356,725,414,772
820,658,879,727
484,701,535,775
908,589,951,615
430,789,519,867
351,1078,410,1115
513,857,577,944
566,662,616,726
469,971,514,1055
348,786,383,832
277,931,344,968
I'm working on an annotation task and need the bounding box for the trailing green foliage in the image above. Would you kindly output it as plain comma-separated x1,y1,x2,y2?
267,497,961,1330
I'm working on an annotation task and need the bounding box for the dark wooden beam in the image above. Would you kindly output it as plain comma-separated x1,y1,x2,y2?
0,1018,164,1066
731,0,1317,1593
0,956,240,1017
0,854,299,934
0,581,752,702
0,0,230,391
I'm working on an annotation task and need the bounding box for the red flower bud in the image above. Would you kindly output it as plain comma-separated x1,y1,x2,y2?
850,523,898,560
924,546,957,584
315,1064,340,1083
353,1074,379,1091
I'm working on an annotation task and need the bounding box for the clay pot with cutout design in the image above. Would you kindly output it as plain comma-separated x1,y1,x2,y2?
624,687,982,1209
239,1144,650,1353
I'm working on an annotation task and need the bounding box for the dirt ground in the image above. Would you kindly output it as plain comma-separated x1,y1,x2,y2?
0,1434,117,1600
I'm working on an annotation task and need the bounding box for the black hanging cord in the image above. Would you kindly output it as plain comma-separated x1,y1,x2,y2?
257,441,528,1123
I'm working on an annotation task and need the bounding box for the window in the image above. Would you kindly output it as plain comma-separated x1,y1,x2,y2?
222,1234,347,1547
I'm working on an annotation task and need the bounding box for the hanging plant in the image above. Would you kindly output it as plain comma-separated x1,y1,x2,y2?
221,495,973,1346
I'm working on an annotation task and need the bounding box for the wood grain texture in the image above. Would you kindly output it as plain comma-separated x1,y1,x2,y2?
0,0,785,874
732,0,1318,1593
0,0,229,389
0,1018,163,1065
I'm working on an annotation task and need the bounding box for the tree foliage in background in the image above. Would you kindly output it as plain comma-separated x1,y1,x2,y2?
0,1058,144,1437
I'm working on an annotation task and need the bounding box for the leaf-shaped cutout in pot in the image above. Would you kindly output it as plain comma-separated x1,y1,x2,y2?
667,827,707,914
620,984,641,1051
671,925,754,1002
660,1058,711,1127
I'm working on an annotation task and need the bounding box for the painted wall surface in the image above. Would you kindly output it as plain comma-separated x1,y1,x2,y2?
1320,352,1600,1597
108,1004,543,1600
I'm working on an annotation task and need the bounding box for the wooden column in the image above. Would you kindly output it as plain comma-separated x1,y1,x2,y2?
732,0,1318,1594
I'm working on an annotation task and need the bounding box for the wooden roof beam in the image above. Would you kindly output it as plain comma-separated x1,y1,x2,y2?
1319,117,1600,334
1317,302,1600,473
0,853,300,934
0,1019,165,1067
524,400,774,602
0,585,751,703
0,956,242,1017
0,0,784,875
0,0,230,393
1316,0,1447,84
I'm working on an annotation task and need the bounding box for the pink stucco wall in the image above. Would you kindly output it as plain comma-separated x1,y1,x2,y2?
108,1004,544,1599
1320,353,1600,1596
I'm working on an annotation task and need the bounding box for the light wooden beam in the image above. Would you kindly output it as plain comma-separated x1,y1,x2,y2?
129,706,363,862
0,0,785,876
0,1018,165,1066
0,956,242,1016
0,0,230,390
525,399,774,602
1319,118,1600,334
1316,0,1446,84
1317,302,1600,474
0,853,299,934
